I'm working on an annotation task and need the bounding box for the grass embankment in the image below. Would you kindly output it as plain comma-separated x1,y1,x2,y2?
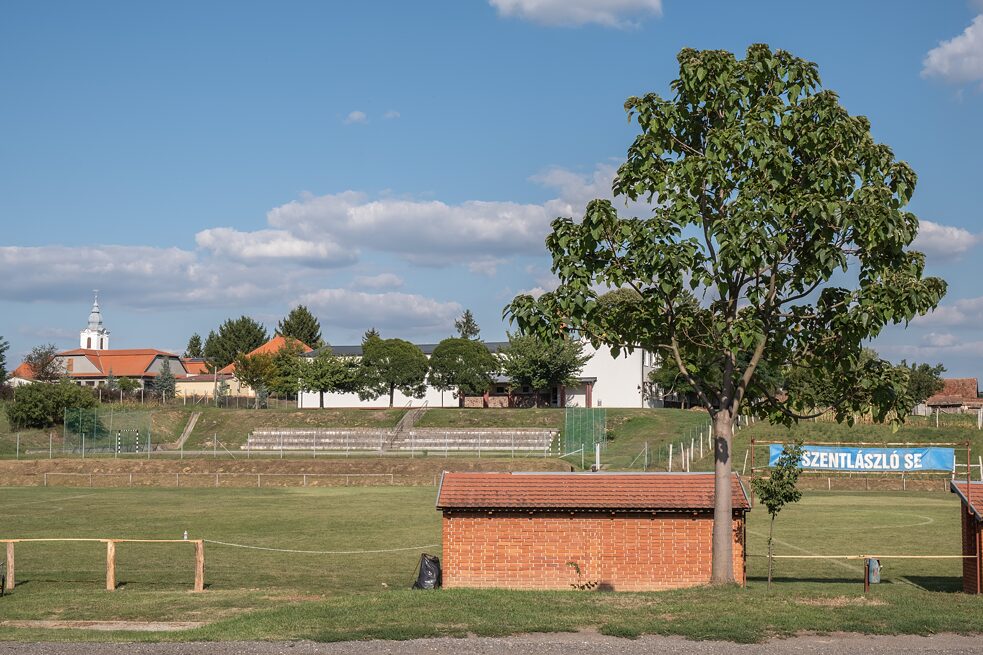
0,487,977,643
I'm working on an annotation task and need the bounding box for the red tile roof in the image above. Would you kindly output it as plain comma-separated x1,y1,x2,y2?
951,482,983,522
218,336,313,375
436,472,750,512
181,359,210,375
12,349,184,380
10,362,34,379
927,378,980,406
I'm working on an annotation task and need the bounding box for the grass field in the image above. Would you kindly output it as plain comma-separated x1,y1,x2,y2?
0,485,978,643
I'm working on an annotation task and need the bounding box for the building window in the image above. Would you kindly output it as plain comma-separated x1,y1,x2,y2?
495,386,506,394
86,337,91,349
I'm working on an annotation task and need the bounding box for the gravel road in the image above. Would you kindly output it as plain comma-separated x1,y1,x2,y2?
1,633,981,655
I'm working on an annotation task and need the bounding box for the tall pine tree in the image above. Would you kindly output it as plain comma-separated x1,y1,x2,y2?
184,333,204,358
277,305,322,349
454,309,481,340
203,317,268,369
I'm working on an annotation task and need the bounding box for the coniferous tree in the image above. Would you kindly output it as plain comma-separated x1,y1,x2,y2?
153,360,176,400
203,317,268,369
0,336,8,383
454,309,481,340
277,305,322,349
184,333,204,359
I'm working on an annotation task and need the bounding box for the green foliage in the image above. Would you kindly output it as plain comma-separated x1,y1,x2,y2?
505,45,946,582
184,333,204,359
499,333,589,395
0,335,8,382
508,45,945,429
104,370,117,391
6,380,96,428
454,309,481,340
24,344,64,382
751,442,805,588
203,317,269,370
901,360,945,405
362,328,380,345
359,338,429,407
152,360,177,399
301,349,366,408
428,338,499,397
268,343,305,397
117,377,141,393
277,305,322,349
233,352,277,409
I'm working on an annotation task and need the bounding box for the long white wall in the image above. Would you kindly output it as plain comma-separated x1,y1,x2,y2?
298,343,657,409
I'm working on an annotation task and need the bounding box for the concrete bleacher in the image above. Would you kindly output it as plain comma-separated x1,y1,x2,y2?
243,427,558,454
395,429,557,453
243,428,391,452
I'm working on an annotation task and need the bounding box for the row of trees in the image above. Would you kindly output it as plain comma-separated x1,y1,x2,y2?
232,328,588,409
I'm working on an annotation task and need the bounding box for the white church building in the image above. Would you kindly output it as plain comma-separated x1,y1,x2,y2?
297,341,660,409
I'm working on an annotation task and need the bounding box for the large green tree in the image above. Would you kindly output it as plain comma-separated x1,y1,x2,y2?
901,361,945,405
203,317,269,369
359,338,428,407
429,338,499,400
268,342,306,397
301,349,363,408
499,333,589,402
233,352,277,409
507,45,946,583
277,305,322,349
24,344,64,382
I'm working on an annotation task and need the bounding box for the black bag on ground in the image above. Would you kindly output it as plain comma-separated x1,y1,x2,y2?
412,553,441,589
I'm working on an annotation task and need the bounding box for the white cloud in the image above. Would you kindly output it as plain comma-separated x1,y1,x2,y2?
351,273,405,290
912,220,981,258
922,14,983,84
298,288,461,331
489,0,662,28
195,227,356,267
383,110,401,120
344,110,368,124
913,296,983,328
923,331,958,347
0,245,285,308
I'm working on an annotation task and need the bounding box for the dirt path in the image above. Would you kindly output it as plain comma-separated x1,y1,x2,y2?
0,633,981,654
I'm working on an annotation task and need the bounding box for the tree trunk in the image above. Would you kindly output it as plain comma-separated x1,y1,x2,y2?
319,390,324,409
389,385,395,408
711,409,735,584
767,513,775,589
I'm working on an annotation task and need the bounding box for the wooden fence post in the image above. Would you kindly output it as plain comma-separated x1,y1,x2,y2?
194,540,205,592
106,540,117,591
4,542,13,591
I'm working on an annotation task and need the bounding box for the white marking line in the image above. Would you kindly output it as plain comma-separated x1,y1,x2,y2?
862,515,935,530
748,530,860,573
0,493,97,509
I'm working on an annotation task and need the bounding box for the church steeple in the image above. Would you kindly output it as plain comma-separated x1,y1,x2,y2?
80,291,110,350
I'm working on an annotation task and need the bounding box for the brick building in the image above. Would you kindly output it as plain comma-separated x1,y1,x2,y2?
436,472,750,591
951,481,982,594
926,378,983,414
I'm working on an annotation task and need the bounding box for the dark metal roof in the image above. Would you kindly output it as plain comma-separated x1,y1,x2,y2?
303,341,509,358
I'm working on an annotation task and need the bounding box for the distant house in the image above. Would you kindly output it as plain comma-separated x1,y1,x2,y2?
175,335,313,399
10,295,186,389
298,341,659,409
12,348,186,388
926,378,983,414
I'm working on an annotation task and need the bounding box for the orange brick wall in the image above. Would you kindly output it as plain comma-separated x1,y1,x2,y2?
960,508,982,594
441,510,746,591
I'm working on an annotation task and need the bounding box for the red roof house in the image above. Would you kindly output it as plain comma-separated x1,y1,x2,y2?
218,336,313,375
927,378,982,412
436,472,750,591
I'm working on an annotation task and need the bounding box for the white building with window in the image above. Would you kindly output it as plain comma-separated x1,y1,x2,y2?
297,341,661,409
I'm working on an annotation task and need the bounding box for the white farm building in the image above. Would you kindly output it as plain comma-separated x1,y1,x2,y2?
297,342,660,409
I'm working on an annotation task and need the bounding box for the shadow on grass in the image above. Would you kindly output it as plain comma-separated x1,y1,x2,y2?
899,576,963,593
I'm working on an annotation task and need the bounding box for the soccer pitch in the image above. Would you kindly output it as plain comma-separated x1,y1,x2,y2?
0,486,976,643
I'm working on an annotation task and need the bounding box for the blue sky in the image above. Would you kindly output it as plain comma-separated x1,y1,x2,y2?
2,1,982,375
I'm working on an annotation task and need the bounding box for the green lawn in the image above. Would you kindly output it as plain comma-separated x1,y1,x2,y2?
0,486,978,643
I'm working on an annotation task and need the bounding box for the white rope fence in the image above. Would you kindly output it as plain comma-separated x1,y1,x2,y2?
203,539,439,555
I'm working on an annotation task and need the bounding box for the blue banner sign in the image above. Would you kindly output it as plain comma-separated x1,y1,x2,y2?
768,444,955,473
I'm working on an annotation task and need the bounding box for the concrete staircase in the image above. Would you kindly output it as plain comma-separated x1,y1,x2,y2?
394,429,557,453
243,428,391,452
